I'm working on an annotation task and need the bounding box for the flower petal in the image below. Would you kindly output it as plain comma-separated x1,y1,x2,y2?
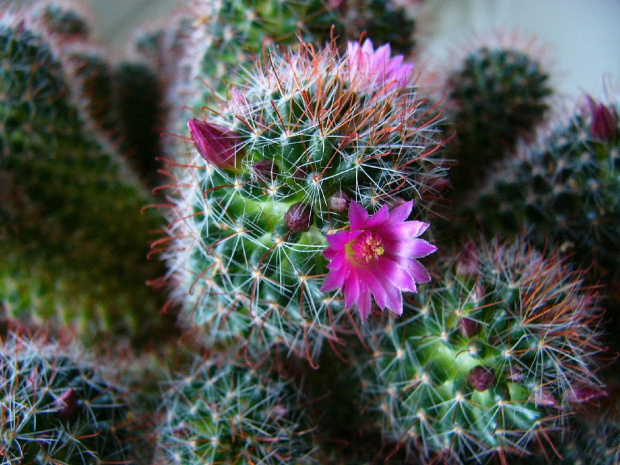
349,202,369,230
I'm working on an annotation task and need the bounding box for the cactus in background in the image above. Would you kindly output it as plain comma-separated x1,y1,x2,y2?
327,0,416,55
443,40,552,193
160,38,446,361
113,61,164,187
361,238,605,464
155,349,318,464
0,9,168,343
460,96,620,307
0,328,134,464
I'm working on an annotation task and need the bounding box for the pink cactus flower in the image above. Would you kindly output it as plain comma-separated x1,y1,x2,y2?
188,118,242,169
321,201,436,320
347,38,414,93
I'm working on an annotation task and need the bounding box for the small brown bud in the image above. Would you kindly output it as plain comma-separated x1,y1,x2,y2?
54,388,79,420
285,202,313,231
468,366,495,391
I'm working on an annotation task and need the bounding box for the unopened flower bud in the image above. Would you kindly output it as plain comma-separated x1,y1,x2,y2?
586,96,618,140
188,118,242,169
285,202,313,231
328,190,350,212
565,384,607,404
468,366,495,391
457,241,479,276
252,159,279,185
54,388,79,420
459,317,482,338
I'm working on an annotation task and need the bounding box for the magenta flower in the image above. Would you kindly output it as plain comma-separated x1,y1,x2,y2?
188,118,242,169
347,38,414,93
321,201,436,320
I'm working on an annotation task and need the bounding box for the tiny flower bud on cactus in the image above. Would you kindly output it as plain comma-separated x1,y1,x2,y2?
53,388,79,420
587,95,618,140
459,316,482,338
285,202,314,232
252,159,280,185
468,365,495,391
188,118,242,169
328,190,350,213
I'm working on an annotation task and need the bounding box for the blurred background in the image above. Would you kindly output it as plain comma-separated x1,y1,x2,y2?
72,0,620,99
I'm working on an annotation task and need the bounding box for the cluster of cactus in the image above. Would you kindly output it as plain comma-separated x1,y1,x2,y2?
2,0,618,464
0,328,134,464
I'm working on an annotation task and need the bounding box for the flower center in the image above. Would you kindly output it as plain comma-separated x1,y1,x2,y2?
352,231,385,263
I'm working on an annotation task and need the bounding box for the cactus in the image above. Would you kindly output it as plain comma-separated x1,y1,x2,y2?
0,9,168,343
160,38,446,361
155,350,318,464
443,40,552,193
460,96,620,307
0,328,134,464
360,238,605,464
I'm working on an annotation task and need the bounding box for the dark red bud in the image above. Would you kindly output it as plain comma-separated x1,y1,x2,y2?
457,241,479,276
459,317,482,338
252,159,279,185
534,387,559,408
188,118,242,169
587,96,618,141
328,190,350,212
565,384,608,404
54,388,79,420
468,366,495,391
285,202,313,232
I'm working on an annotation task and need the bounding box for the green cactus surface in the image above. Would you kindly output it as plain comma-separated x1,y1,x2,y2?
0,330,133,464
0,13,166,343
446,44,551,193
162,40,446,361
155,352,318,465
361,238,605,463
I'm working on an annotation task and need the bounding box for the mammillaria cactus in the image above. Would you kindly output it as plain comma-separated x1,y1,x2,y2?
160,38,446,361
0,7,166,343
460,96,620,316
0,328,134,464
443,39,552,193
361,238,605,463
155,349,318,464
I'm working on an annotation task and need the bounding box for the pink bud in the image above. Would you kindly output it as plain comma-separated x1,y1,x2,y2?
456,241,479,276
468,366,495,391
534,387,559,409
54,388,79,420
565,384,608,404
285,202,313,232
587,96,618,140
188,119,242,169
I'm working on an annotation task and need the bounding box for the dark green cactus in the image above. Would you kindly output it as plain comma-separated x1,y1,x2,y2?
0,329,134,464
0,12,168,343
460,97,620,301
155,350,318,465
445,44,552,193
361,238,605,463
